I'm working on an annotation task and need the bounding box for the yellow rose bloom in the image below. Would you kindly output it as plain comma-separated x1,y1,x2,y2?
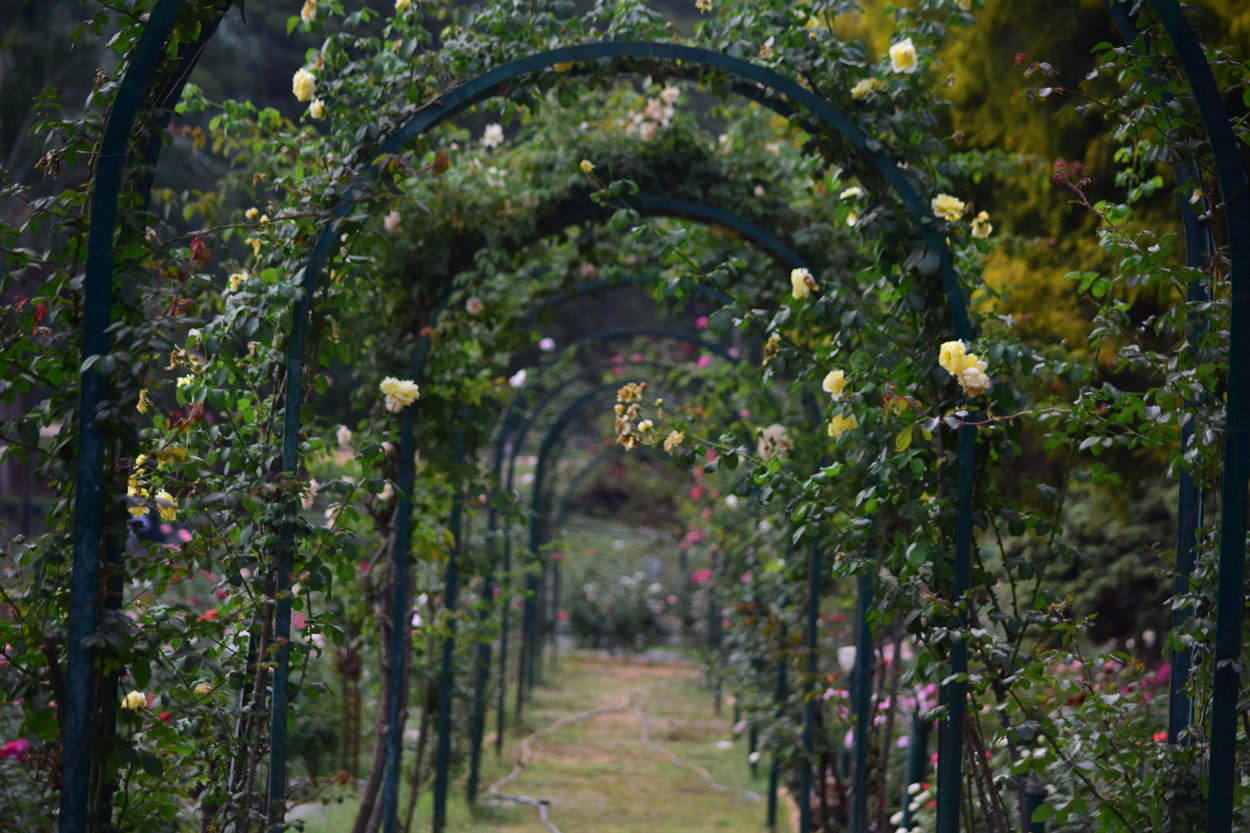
762,332,782,364
121,691,147,711
938,340,966,375
301,0,317,23
790,267,818,299
228,271,246,292
956,354,990,396
309,98,325,119
827,413,859,440
617,382,645,403
580,159,595,174
931,194,966,222
850,77,883,100
395,0,411,10
889,37,918,75
155,490,178,522
292,68,317,103
822,369,847,400
696,0,712,12
137,389,151,414
380,377,421,412
971,210,993,239
245,207,259,221
663,430,685,453
638,419,654,433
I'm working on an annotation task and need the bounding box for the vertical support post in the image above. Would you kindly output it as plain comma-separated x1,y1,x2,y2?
899,709,933,830
382,407,416,833
533,557,548,686
431,427,466,833
467,513,500,803
1144,6,1250,831
267,534,295,827
1167,154,1210,744
63,5,187,832
851,574,874,833
767,617,787,831
93,539,123,826
1024,782,1048,833
496,533,512,752
550,560,562,671
515,571,534,718
1102,3,1210,749
800,541,822,833
935,423,975,833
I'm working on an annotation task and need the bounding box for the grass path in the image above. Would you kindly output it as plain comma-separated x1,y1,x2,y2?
294,652,791,833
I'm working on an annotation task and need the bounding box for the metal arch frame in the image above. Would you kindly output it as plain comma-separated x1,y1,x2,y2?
72,29,978,833
1103,0,1212,755
1141,5,1250,832
465,355,685,805
414,214,782,825
447,328,736,830
506,331,736,693
86,14,1250,833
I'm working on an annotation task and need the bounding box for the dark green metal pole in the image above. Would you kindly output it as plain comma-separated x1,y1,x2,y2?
1167,270,1207,746
899,709,933,830
935,424,976,833
431,428,466,833
1144,6,1250,831
1024,782,1048,833
496,531,512,751
800,541,822,833
767,618,787,831
466,572,493,804
1102,0,1211,750
63,4,187,831
533,557,548,687
467,506,502,802
550,560,562,671
851,574,874,833
382,407,417,833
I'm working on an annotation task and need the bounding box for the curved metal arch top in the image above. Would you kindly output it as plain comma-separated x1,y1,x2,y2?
408,193,808,385
301,41,983,463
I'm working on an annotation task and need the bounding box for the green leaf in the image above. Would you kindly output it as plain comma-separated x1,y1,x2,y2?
895,426,913,452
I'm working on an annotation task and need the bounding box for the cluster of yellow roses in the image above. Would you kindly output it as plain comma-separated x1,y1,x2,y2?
939,340,991,397
127,454,179,522
612,382,685,454
380,377,421,413
822,368,859,440
613,382,651,451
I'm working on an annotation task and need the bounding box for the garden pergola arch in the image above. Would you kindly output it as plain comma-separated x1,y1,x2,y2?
503,333,869,833
380,191,813,831
76,31,981,833
69,3,1250,832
